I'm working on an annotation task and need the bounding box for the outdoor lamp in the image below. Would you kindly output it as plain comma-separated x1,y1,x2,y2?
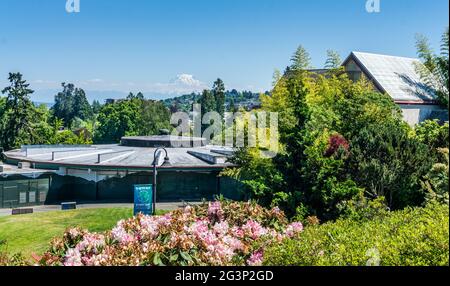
162,156,171,167
152,148,170,215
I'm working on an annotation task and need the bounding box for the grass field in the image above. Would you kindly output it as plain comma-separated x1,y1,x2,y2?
0,208,168,258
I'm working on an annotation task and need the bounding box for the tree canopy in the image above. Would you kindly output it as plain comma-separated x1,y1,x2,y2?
94,98,171,144
52,83,93,127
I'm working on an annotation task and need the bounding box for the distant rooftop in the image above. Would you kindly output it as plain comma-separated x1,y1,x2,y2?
343,51,437,103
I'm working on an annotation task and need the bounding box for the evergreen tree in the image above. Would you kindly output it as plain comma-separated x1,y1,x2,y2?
127,92,145,100
198,89,216,114
92,100,102,114
213,78,226,117
198,89,216,133
0,73,35,150
72,88,93,121
290,45,312,71
136,92,145,100
52,83,75,126
272,69,282,87
52,83,92,127
324,50,342,69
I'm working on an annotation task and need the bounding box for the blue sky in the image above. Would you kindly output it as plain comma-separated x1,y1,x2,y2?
0,0,448,102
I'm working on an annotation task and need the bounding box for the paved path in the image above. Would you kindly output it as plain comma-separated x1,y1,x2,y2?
0,201,205,217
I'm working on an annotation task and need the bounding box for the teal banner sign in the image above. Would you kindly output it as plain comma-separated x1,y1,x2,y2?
133,184,153,216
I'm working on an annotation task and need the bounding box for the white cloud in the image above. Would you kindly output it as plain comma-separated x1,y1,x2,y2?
172,74,204,88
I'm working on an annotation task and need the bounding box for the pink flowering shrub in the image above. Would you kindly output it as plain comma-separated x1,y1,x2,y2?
37,201,303,266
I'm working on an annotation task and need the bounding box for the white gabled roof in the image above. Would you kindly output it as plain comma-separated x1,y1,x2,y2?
346,51,437,103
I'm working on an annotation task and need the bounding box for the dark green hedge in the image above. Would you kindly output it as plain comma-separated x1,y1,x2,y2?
264,203,449,266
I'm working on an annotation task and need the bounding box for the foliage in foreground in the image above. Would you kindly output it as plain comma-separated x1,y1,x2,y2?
263,203,449,266
0,241,27,266
34,201,302,266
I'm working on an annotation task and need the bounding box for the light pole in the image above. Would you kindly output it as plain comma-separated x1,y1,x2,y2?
152,147,171,215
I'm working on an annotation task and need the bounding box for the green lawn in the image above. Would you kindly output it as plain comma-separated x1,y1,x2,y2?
0,208,168,258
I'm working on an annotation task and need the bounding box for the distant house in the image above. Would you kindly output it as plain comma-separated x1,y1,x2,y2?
342,51,448,126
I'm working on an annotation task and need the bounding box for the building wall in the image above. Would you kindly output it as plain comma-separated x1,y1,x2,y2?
51,170,242,203
0,169,243,208
399,104,449,126
0,176,50,208
344,59,364,82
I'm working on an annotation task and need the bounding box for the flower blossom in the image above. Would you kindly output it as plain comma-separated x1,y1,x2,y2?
213,221,229,237
247,250,264,266
44,201,306,267
284,222,303,238
64,249,83,266
75,233,105,254
111,224,135,245
208,201,224,221
242,220,268,239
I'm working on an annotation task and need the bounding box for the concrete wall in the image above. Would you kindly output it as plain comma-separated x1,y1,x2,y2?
399,104,449,126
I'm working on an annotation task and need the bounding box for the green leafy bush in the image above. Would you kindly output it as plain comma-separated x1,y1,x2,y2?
229,66,435,221
414,120,449,150
348,121,433,209
422,148,449,204
337,195,390,222
263,203,449,266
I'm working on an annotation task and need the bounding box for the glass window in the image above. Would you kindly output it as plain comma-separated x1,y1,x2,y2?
40,191,47,203
29,192,36,203
19,192,27,204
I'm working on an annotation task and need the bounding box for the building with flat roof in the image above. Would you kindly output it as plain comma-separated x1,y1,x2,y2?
0,136,241,209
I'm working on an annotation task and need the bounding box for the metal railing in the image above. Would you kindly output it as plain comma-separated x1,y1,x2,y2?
97,150,134,164
51,148,100,161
